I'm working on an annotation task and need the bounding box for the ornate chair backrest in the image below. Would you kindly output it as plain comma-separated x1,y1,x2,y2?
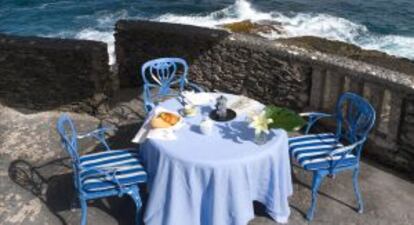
141,57,188,100
335,92,376,157
56,114,82,191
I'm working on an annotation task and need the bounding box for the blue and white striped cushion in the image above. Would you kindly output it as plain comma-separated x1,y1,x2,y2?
289,133,357,170
79,150,147,192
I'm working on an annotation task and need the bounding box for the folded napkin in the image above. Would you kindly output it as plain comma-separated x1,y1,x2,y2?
182,91,213,106
228,96,264,115
146,128,178,141
132,107,183,144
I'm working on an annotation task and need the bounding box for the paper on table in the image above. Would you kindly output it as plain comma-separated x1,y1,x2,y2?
147,128,178,141
228,96,264,115
132,107,182,144
182,91,213,106
147,121,185,141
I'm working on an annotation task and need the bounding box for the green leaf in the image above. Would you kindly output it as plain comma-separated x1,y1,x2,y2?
265,105,306,132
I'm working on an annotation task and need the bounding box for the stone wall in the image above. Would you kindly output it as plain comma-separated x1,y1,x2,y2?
400,95,414,168
115,20,414,173
115,20,311,110
0,34,113,115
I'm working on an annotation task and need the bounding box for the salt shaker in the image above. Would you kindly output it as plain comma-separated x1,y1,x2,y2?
216,95,228,120
200,118,213,135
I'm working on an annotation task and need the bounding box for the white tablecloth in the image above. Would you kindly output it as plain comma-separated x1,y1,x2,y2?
138,93,293,225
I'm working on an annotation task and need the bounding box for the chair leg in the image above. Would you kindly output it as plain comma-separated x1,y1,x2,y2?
128,187,143,225
289,156,298,181
306,172,324,221
80,198,88,225
352,168,364,214
70,193,79,212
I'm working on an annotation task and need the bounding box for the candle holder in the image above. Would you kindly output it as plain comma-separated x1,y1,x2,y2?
209,95,236,122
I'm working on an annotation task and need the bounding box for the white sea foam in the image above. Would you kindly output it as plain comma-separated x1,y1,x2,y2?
360,34,414,60
75,29,115,65
157,0,272,27
268,13,368,41
73,10,133,66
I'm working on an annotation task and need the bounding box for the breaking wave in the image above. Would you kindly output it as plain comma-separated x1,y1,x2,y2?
47,0,413,65
75,29,115,65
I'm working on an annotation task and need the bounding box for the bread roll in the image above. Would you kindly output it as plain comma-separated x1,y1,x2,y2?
159,112,180,125
150,117,172,128
151,112,181,129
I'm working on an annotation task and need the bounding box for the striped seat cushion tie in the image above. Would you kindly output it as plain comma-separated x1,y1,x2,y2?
289,133,357,170
79,150,147,192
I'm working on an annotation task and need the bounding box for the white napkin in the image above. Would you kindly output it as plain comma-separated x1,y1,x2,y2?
146,128,178,141
182,91,213,106
132,107,182,143
228,96,264,115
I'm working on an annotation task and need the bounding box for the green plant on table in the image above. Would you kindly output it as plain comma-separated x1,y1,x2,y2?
264,105,306,132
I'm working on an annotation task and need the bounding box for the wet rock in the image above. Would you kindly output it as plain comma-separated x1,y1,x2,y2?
220,20,286,36
278,36,414,76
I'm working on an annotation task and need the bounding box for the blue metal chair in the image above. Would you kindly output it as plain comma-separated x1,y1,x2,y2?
289,92,376,221
56,114,147,225
141,57,204,113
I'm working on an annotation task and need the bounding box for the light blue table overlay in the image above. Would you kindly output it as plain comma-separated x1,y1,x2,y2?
139,93,293,225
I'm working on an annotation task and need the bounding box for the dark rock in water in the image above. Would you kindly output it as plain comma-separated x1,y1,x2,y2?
277,36,414,76
220,20,285,36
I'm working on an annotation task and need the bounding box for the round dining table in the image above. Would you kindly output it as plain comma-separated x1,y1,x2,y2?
139,93,293,225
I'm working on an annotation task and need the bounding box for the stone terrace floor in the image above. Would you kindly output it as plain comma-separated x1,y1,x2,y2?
0,89,413,225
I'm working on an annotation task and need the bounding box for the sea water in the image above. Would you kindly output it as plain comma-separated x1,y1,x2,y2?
1,0,413,65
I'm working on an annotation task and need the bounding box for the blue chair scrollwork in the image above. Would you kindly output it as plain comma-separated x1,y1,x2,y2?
141,57,204,113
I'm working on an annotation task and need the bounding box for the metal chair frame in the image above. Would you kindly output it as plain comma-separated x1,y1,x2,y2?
57,114,144,225
297,92,376,220
141,57,204,113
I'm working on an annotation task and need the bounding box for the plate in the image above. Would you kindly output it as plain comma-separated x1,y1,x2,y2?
209,109,237,122
151,111,183,131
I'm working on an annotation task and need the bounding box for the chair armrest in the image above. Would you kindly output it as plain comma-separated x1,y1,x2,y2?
77,127,114,151
81,167,125,191
144,103,155,114
77,127,113,139
299,112,332,118
143,85,155,113
300,112,334,134
329,138,366,171
329,138,366,157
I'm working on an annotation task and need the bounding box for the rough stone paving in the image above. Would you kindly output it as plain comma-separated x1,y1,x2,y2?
0,89,413,225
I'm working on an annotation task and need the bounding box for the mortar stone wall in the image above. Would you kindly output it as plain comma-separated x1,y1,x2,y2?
0,34,113,114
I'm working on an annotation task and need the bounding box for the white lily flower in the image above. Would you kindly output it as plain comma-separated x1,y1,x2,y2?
248,111,273,135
